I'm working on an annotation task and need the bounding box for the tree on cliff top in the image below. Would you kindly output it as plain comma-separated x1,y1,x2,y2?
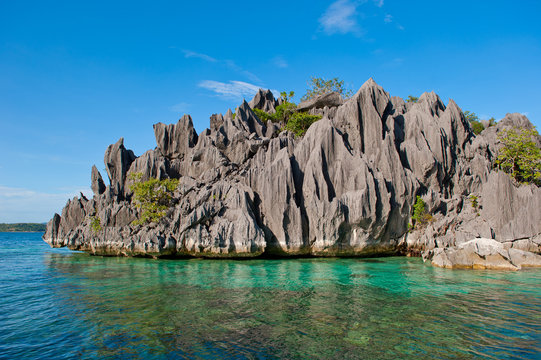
301,77,353,102
496,127,541,186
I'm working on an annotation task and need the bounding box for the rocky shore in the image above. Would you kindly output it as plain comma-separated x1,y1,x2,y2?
43,79,541,269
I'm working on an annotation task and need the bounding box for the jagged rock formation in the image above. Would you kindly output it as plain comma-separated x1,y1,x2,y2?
43,79,541,268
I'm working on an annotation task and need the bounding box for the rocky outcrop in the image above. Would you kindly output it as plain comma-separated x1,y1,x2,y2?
91,165,106,195
297,92,343,112
249,89,278,114
43,79,541,269
424,238,541,270
103,138,136,198
153,114,198,159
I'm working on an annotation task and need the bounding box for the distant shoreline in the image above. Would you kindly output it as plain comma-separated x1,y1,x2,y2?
0,223,46,232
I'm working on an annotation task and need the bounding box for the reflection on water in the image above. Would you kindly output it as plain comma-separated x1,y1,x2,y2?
0,233,540,359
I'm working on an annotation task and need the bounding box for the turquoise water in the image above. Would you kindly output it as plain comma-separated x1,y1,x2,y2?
0,233,540,359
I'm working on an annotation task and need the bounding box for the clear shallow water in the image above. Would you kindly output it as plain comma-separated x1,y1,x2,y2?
0,233,540,360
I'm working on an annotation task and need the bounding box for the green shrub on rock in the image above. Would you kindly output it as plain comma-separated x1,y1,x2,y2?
496,127,541,185
90,215,102,233
406,95,418,103
252,108,274,124
252,90,323,136
284,112,322,137
411,196,432,229
129,173,179,225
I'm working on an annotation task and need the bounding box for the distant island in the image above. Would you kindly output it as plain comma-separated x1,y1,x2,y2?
0,223,46,232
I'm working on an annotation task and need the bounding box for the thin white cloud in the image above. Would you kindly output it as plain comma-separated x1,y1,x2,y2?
319,0,362,36
182,50,217,63
182,49,261,82
272,56,288,68
223,59,261,82
384,14,392,23
374,0,384,7
0,185,92,223
169,102,190,113
198,80,262,100
397,24,405,31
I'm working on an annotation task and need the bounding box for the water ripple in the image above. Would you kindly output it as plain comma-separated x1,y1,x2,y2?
0,233,539,359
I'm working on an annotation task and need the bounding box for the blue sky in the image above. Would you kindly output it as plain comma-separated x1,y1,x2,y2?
1,0,540,222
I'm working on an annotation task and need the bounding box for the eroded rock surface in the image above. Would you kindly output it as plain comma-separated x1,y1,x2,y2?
424,238,541,270
43,79,541,268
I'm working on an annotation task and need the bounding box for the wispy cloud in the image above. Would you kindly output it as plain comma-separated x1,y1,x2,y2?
198,80,262,100
182,50,217,63
169,102,190,113
223,60,261,82
182,49,260,82
319,0,363,36
0,185,92,223
272,56,288,68
374,0,384,7
384,14,392,23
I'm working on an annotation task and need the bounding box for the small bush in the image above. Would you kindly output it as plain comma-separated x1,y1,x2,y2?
90,215,102,233
284,112,322,137
411,196,432,229
129,173,179,225
252,108,274,124
406,95,418,103
464,111,485,135
252,89,323,136
275,102,297,123
468,195,479,209
496,127,541,185
464,111,479,123
470,120,484,135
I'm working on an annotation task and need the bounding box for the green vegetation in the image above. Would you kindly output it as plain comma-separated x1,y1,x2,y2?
406,95,418,103
468,194,480,216
129,173,179,225
411,196,432,229
89,215,102,233
252,108,273,124
464,111,483,135
252,90,323,137
0,223,46,232
301,77,353,102
463,111,478,123
496,127,541,185
464,111,497,135
468,195,478,209
280,91,295,104
284,112,323,137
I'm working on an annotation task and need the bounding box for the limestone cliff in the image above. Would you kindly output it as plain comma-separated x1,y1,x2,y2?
43,79,541,268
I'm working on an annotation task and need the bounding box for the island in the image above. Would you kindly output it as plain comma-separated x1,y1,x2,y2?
0,223,46,232
43,78,541,270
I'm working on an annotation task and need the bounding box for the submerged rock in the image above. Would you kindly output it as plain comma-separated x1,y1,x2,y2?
43,78,541,269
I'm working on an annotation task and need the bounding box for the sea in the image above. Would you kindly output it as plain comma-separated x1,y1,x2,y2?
0,232,539,359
